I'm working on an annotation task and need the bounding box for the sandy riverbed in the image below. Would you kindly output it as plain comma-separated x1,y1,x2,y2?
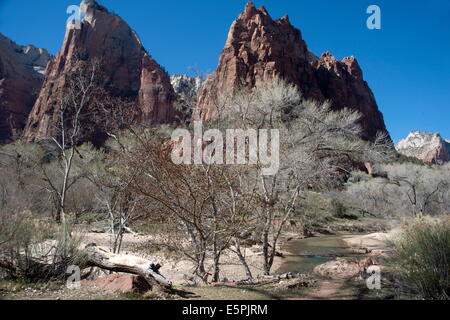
78,231,283,285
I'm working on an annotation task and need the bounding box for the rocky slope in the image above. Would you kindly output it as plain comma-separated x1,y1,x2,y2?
23,0,177,143
195,2,389,141
0,33,51,144
396,131,450,164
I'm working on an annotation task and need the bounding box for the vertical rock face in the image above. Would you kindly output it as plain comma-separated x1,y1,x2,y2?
0,33,51,144
196,2,389,141
24,0,176,142
196,3,322,120
312,52,388,141
396,131,450,164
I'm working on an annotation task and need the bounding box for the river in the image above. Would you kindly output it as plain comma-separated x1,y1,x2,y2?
277,235,357,274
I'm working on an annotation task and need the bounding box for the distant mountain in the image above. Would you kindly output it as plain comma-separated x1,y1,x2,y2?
171,74,204,122
0,33,52,144
171,74,204,100
396,131,450,164
195,2,390,142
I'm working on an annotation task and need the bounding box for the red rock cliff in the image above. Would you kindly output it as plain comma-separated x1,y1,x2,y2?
0,33,51,144
196,2,390,141
24,0,176,142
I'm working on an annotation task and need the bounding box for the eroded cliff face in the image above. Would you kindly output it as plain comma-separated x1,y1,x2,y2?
312,52,389,141
396,131,450,164
196,2,390,141
24,0,177,143
0,33,51,144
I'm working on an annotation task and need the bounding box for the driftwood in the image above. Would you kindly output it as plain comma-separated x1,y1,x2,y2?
0,243,172,291
84,243,172,291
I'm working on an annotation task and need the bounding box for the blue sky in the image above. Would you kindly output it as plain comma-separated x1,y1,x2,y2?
0,0,449,143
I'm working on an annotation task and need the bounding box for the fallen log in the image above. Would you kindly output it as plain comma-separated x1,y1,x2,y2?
84,243,172,291
0,243,172,292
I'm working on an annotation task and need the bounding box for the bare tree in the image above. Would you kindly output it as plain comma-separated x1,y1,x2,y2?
114,128,257,283
40,58,100,223
221,78,391,275
93,169,139,254
387,163,449,217
112,77,391,281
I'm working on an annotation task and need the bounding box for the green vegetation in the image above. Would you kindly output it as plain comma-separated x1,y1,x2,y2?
388,217,450,300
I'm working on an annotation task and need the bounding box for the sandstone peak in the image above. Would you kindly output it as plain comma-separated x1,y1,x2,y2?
0,33,51,78
24,0,177,144
171,74,204,99
195,3,390,141
241,2,272,22
280,14,290,22
396,131,450,164
313,52,363,81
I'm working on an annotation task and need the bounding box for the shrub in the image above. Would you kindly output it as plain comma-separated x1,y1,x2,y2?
0,210,84,282
330,199,358,220
389,216,450,300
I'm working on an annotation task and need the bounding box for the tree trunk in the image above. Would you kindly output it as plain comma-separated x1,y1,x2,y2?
262,229,270,275
84,244,172,291
233,243,253,280
212,254,220,283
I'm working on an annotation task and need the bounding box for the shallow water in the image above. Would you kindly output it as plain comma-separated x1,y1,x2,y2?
277,235,355,274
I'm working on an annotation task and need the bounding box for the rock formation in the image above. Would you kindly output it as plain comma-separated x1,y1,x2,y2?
0,33,51,144
312,52,388,141
23,0,177,143
171,74,204,100
196,2,389,141
171,74,204,122
81,273,152,293
396,131,450,164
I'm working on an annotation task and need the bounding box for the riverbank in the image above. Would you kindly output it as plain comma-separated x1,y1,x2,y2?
1,220,394,300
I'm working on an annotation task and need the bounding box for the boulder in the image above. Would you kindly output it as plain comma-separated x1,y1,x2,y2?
313,257,379,279
82,273,151,293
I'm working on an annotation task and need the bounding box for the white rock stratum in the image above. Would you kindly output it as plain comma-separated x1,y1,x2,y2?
396,131,450,164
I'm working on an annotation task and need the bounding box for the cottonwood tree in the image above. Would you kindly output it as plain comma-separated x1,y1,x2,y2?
119,77,391,280
40,57,100,223
344,163,450,218
119,129,258,282
0,143,52,239
386,163,450,217
220,78,391,275
91,161,140,254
